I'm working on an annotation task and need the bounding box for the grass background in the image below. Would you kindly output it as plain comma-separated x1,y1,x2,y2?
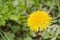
0,0,60,40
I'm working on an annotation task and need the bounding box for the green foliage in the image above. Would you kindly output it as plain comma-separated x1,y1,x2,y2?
7,33,15,40
0,0,60,40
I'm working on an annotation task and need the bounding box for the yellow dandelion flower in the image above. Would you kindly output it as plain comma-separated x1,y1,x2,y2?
27,11,52,32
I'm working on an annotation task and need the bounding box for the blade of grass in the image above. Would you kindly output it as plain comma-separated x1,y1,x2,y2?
0,32,6,40
0,30,9,40
48,0,57,14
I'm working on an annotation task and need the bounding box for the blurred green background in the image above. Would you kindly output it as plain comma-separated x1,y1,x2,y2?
0,0,60,40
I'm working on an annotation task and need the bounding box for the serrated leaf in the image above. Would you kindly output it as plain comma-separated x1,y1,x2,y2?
0,18,6,26
9,15,19,21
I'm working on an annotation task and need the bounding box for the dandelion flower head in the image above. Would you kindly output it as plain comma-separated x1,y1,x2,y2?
27,11,52,32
